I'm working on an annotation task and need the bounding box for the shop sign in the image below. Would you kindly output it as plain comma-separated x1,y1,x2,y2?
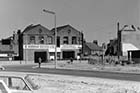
60,45,82,49
23,44,55,49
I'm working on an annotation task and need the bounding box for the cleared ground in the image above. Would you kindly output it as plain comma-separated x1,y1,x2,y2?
0,72,140,93
38,60,140,74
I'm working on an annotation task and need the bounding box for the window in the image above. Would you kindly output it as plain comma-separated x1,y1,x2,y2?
47,36,52,44
0,82,8,93
8,78,30,90
72,36,77,44
57,36,60,47
63,36,69,44
29,36,35,44
78,37,81,44
39,36,44,44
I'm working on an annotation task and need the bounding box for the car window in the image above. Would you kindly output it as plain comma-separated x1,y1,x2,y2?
25,75,40,90
8,77,30,91
0,82,8,93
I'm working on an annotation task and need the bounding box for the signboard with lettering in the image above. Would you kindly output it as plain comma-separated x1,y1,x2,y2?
60,45,82,49
23,45,55,49
23,44,82,51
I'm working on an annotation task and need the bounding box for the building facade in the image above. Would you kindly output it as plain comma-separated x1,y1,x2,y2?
22,24,82,62
0,31,19,61
23,24,54,62
51,25,82,60
122,30,140,63
83,42,102,56
0,24,83,62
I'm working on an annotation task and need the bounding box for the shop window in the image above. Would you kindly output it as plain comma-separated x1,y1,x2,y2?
72,36,77,44
29,35,35,44
39,36,44,44
63,36,69,44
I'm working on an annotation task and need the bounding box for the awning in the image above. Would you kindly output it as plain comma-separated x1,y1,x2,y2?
122,43,139,56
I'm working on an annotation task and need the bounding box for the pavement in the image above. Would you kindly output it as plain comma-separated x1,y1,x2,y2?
1,60,140,74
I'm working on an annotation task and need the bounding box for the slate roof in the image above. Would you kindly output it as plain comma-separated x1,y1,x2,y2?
22,24,40,33
22,24,51,34
51,24,69,32
86,42,102,51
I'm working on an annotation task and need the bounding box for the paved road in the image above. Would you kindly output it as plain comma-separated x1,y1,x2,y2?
3,65,140,82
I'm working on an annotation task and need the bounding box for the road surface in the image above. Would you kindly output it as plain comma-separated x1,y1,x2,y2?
3,64,140,82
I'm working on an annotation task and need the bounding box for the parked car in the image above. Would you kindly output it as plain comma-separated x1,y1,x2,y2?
0,74,40,93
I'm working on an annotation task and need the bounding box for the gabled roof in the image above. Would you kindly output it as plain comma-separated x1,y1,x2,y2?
51,24,80,34
22,24,40,33
22,24,51,34
86,42,102,51
51,24,70,32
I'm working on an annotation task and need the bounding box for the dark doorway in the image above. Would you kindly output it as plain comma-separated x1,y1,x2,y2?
131,50,140,63
34,51,47,63
62,51,75,59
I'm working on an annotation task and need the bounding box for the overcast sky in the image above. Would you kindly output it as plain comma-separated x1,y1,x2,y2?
0,0,139,45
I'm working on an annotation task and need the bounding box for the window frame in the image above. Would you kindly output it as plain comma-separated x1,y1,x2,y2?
72,36,77,44
38,35,44,44
63,36,69,44
29,35,35,44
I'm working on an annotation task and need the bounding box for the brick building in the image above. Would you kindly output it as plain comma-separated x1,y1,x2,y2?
0,32,19,61
83,42,102,56
22,24,54,62
0,24,83,62
122,30,140,63
51,25,83,60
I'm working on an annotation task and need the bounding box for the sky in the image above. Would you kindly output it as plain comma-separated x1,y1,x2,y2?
0,0,139,45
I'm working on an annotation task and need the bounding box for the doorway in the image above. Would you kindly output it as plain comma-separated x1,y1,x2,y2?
62,51,75,59
34,51,47,63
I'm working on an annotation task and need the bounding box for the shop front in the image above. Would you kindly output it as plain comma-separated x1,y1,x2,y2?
23,44,55,62
60,45,82,60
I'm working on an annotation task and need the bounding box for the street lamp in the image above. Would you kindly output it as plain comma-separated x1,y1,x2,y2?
117,22,128,59
43,9,57,69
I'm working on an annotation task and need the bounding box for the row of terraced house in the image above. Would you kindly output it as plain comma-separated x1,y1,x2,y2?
0,24,103,63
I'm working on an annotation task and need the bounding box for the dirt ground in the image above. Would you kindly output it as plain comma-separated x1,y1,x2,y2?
0,72,140,93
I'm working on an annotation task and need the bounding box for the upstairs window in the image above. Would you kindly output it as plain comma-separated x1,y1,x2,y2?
29,36,35,44
39,35,44,44
63,36,69,44
47,36,52,44
72,36,77,44
78,37,82,44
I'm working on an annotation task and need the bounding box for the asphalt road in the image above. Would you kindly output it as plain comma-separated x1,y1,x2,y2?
3,65,140,82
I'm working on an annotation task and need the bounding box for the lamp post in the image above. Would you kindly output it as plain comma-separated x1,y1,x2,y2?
43,9,57,69
117,22,128,60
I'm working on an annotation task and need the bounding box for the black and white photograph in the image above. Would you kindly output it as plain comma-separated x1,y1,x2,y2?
0,0,140,92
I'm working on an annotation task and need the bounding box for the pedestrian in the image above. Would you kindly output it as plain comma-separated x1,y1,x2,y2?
70,57,73,64
38,57,42,68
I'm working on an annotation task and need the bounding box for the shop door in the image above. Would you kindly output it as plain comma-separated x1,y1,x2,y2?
63,51,75,59
34,52,47,63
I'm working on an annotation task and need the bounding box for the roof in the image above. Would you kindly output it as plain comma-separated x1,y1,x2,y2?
22,24,40,33
51,24,70,32
86,42,102,51
122,43,139,52
122,43,139,56
22,24,51,34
